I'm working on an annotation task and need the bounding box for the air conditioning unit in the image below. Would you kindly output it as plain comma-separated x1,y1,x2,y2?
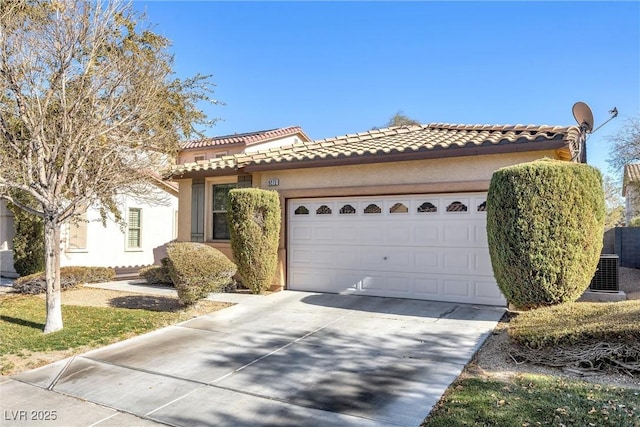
589,254,619,292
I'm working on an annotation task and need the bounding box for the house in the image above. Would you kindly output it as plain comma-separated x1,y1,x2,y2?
0,199,17,278
0,178,179,277
168,122,585,307
175,126,312,242
623,163,640,225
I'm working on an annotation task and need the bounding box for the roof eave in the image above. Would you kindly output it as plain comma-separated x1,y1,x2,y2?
168,166,241,180
243,140,571,173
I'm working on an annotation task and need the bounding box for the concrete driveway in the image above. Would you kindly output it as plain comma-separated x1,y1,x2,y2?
2,291,504,427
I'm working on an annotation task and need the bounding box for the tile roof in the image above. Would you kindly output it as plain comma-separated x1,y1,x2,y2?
169,123,582,178
623,163,640,193
180,126,309,150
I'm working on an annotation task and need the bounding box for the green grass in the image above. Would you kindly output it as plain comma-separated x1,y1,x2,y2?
0,294,204,372
424,373,640,427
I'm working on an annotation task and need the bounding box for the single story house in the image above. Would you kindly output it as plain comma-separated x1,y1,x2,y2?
168,122,585,306
0,178,179,278
623,163,640,225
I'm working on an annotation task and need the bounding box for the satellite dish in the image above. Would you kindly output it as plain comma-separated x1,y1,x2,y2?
572,102,594,133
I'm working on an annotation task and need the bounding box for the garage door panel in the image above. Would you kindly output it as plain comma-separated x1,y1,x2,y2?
475,280,504,299
291,225,312,241
442,279,471,297
414,278,439,295
360,225,384,242
288,193,505,306
386,225,411,244
414,224,440,243
313,225,335,240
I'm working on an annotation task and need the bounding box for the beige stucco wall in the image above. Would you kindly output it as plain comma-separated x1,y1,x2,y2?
256,151,559,193
175,150,561,290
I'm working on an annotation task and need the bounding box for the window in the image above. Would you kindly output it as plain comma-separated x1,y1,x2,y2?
389,203,408,214
339,204,356,214
364,204,381,214
194,154,206,162
294,206,309,215
477,201,487,212
417,202,437,213
67,211,87,250
446,201,468,212
127,208,142,249
316,205,332,215
212,184,235,240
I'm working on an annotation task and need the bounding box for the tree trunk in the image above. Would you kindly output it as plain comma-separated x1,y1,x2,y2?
43,218,63,333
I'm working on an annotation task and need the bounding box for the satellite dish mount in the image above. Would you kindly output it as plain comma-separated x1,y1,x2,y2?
572,101,618,134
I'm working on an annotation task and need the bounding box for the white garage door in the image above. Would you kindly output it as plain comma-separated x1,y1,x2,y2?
287,193,506,306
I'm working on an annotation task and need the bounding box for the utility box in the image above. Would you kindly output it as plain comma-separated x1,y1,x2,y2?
589,254,619,292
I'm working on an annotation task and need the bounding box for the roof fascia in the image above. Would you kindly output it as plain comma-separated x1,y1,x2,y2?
243,140,570,172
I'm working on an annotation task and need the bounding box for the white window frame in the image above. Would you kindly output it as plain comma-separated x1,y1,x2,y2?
126,207,143,251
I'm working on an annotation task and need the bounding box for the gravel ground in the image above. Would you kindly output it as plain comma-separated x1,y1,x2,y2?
472,267,640,389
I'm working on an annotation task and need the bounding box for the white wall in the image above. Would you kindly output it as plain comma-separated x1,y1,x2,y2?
0,199,17,277
60,187,177,268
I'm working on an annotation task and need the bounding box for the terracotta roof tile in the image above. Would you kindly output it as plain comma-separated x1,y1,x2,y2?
168,123,582,178
623,163,640,193
179,126,309,150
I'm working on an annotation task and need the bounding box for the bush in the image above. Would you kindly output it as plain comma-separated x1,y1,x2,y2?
487,159,605,309
12,266,115,294
228,188,281,294
7,193,45,276
139,258,173,286
166,242,237,305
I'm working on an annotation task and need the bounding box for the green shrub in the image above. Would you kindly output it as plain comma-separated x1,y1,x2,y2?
486,159,605,309
7,193,45,276
12,266,115,294
139,258,173,286
166,242,237,305
629,216,640,227
228,188,281,294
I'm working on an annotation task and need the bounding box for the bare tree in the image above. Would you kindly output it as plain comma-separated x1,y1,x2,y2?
603,175,624,229
0,0,218,332
385,111,421,127
607,115,640,172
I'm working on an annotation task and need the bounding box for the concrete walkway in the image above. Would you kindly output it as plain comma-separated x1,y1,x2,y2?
1,287,504,427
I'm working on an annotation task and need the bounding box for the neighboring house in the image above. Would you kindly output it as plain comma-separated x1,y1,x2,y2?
177,126,312,165
623,163,640,225
0,199,17,278
0,179,178,277
169,122,586,307
176,126,312,242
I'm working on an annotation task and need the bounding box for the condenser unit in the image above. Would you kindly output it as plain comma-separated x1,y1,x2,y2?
589,254,619,292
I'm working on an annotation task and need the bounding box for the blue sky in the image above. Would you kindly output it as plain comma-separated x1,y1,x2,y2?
136,1,639,180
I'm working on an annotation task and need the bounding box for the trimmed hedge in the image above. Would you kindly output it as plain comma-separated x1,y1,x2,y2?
13,266,115,294
486,159,605,309
7,194,45,276
139,258,173,286
166,242,237,305
228,189,280,294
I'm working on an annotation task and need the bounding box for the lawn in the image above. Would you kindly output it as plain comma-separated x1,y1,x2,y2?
424,300,640,426
0,290,230,375
424,373,639,427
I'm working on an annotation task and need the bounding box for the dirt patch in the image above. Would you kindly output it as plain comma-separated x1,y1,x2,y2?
470,268,640,389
